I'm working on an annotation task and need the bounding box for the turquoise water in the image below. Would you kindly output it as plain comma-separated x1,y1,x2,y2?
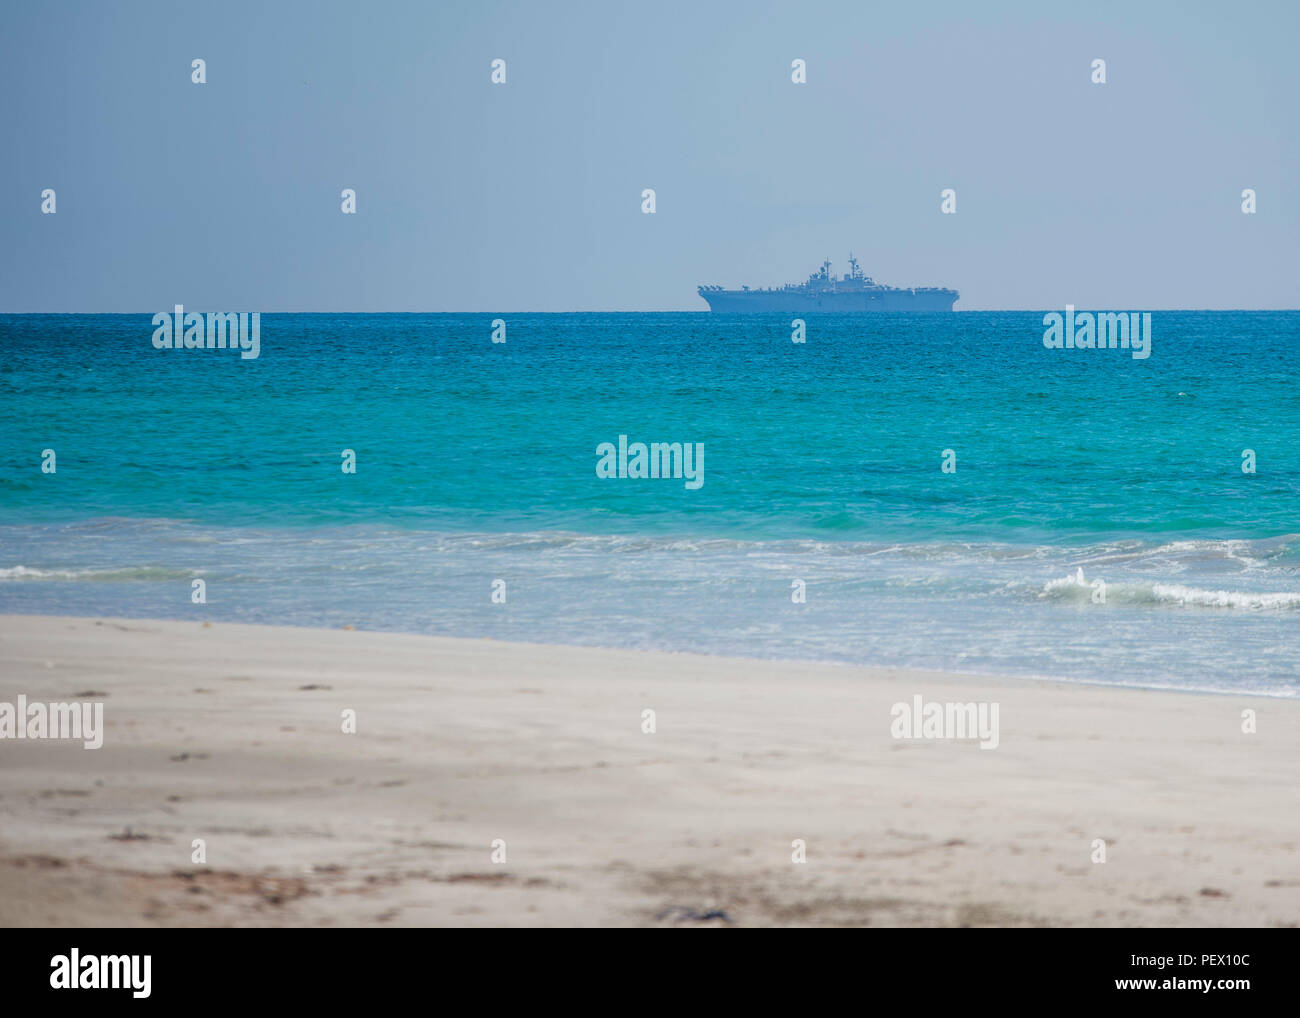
3,312,1299,694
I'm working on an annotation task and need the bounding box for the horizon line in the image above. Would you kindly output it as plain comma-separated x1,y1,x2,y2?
3,307,1300,315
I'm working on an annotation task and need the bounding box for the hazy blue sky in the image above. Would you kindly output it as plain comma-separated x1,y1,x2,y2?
2,0,1296,311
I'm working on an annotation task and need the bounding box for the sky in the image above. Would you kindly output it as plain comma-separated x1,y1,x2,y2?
1,0,1297,311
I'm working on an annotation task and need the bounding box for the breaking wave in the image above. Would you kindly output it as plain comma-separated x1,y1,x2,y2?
1041,568,1300,610
0,565,196,582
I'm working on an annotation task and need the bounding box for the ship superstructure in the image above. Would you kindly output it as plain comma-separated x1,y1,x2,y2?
698,255,958,311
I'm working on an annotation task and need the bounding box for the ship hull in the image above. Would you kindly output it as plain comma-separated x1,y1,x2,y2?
699,289,957,312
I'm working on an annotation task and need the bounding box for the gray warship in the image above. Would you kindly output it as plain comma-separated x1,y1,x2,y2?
698,255,958,312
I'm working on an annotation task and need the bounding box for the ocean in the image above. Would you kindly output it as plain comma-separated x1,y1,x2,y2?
2,311,1299,696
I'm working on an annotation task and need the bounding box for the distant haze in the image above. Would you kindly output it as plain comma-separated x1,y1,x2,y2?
1,0,1297,311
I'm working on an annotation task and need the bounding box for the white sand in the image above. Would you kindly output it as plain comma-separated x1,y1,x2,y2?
0,614,1295,927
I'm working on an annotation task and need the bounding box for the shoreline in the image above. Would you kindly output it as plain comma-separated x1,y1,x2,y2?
1,613,1297,927
0,610,1290,702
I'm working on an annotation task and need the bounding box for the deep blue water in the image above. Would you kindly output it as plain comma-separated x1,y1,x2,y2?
2,311,1299,695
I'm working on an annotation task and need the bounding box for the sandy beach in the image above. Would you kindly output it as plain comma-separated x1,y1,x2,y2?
0,613,1296,927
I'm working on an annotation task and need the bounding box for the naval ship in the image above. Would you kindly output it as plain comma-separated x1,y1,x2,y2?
697,256,958,312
